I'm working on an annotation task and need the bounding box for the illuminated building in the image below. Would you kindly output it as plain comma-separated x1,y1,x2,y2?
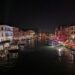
13,27,20,40
37,32,49,45
25,30,36,47
13,27,36,47
25,30,35,39
49,34,55,40
0,25,13,42
0,25,36,48
13,27,36,40
54,25,75,48
64,25,75,39
55,26,69,42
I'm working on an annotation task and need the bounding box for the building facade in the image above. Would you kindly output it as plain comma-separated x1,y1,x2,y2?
0,25,36,47
13,27,20,40
64,25,75,39
0,25,13,42
55,25,75,40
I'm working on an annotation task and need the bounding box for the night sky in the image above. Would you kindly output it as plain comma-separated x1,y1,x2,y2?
0,0,75,33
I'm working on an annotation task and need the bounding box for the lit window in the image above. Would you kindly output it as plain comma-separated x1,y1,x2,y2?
5,32,13,36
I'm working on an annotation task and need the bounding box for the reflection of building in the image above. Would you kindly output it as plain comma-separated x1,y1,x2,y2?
0,25,13,42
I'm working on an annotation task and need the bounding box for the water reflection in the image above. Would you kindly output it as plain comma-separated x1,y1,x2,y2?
18,39,75,65
0,39,75,74
57,47,75,64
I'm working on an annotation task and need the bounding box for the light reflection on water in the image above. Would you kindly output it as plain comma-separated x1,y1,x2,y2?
56,49,75,74
57,48,75,64
0,43,75,74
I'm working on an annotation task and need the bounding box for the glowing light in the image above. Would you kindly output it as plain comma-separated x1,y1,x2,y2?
58,48,62,52
71,35,75,39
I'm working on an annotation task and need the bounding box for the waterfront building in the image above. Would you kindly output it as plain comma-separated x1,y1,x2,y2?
0,25,13,42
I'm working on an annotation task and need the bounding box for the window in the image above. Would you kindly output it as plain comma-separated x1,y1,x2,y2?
71,32,75,34
71,32,74,34
5,27,12,31
1,27,3,30
5,32,13,36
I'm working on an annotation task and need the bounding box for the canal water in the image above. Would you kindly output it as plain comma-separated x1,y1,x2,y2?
1,46,74,75
0,45,75,75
